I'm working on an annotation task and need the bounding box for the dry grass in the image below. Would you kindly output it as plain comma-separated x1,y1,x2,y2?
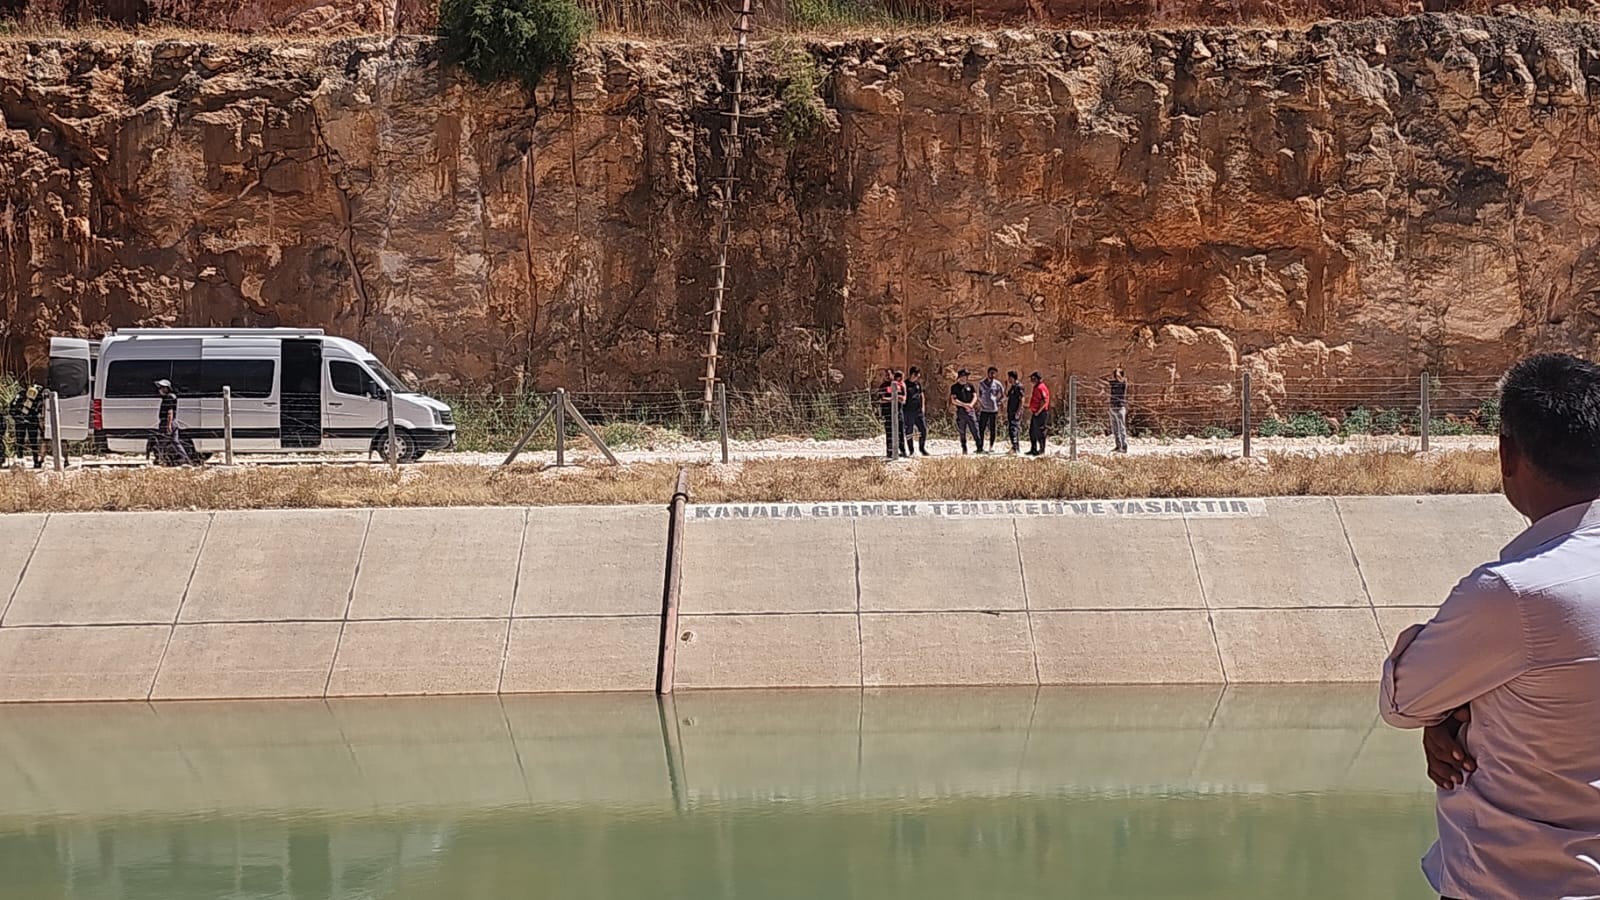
0,449,1500,513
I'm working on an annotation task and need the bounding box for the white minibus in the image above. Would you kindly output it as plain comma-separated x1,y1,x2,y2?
47,328,455,461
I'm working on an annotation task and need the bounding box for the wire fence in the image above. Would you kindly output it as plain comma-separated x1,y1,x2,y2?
0,372,1504,465
440,372,1503,454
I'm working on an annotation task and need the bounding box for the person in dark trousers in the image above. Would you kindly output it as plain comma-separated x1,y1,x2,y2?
1005,370,1024,454
977,366,1004,453
1026,371,1051,456
902,367,928,456
9,382,45,469
152,378,192,466
1109,366,1129,453
950,369,980,453
876,368,904,459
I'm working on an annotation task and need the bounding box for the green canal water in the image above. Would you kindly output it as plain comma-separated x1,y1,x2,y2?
0,686,1437,900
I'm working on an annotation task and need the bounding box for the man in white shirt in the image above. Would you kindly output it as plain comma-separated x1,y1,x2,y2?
1380,353,1600,900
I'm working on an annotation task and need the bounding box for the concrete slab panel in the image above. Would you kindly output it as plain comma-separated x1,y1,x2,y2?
505,693,672,806
1337,495,1524,607
501,616,657,693
1032,610,1223,683
351,507,524,619
5,512,209,625
860,612,1036,686
676,614,860,689
329,696,528,808
1375,606,1437,649
860,687,1033,797
857,518,1025,611
1187,497,1368,608
1212,608,1387,682
151,622,342,700
0,625,169,701
681,518,856,613
0,514,46,614
675,690,860,801
327,619,508,696
182,509,367,622
1017,517,1205,609
516,506,666,616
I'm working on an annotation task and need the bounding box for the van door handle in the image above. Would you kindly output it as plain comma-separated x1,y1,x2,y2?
264,401,278,407
328,402,343,407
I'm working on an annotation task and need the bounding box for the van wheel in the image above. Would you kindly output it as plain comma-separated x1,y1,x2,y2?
374,429,419,463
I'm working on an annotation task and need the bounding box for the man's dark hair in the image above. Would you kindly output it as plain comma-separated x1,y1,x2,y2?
1007,370,1018,380
987,366,997,375
1030,371,1042,381
1500,354,1600,490
909,366,920,376
893,370,904,379
958,369,969,377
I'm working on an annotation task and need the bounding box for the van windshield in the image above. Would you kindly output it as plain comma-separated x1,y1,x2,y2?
365,360,413,394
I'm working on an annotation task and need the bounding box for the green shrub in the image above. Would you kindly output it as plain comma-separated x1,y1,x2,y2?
1200,425,1232,440
1257,416,1284,438
1341,406,1373,436
1284,411,1333,438
775,44,827,145
600,421,649,448
1475,398,1500,434
439,0,593,91
1372,407,1404,435
1429,417,1477,437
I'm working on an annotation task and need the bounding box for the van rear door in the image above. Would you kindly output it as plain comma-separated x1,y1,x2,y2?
47,338,92,442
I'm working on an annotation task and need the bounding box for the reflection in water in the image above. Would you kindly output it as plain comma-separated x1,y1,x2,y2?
0,686,1436,899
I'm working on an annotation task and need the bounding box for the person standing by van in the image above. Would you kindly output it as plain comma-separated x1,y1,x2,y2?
1109,367,1129,453
9,382,45,469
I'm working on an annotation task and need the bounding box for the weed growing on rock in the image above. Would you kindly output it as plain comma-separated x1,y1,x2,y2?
774,41,827,145
439,0,594,91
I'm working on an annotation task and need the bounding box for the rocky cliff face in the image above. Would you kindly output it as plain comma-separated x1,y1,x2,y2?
4,15,1600,406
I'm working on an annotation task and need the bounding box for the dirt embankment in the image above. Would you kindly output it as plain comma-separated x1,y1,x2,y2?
4,15,1600,409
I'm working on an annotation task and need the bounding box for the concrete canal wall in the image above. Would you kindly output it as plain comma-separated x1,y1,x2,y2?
0,495,1526,701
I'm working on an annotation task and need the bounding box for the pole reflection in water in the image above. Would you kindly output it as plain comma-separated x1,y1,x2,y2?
0,685,1436,899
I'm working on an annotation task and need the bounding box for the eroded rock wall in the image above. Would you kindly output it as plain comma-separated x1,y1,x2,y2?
4,16,1600,403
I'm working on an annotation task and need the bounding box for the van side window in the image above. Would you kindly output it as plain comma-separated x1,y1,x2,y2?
200,360,275,398
329,361,375,397
105,360,173,397
105,360,274,398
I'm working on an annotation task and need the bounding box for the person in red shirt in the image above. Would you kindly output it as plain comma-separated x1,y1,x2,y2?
1026,371,1051,456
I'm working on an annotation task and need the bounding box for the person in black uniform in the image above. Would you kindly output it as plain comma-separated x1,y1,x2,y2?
1005,370,1025,454
950,369,980,453
152,378,192,466
9,382,45,469
902,367,928,456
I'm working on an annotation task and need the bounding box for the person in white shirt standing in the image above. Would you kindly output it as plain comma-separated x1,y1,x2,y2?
1380,353,1600,900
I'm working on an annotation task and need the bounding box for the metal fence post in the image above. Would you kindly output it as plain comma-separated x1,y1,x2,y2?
1241,372,1253,458
1067,375,1078,460
222,386,235,465
890,384,902,461
1420,372,1431,452
656,468,691,695
385,389,398,471
717,382,730,464
48,390,63,472
554,388,567,467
